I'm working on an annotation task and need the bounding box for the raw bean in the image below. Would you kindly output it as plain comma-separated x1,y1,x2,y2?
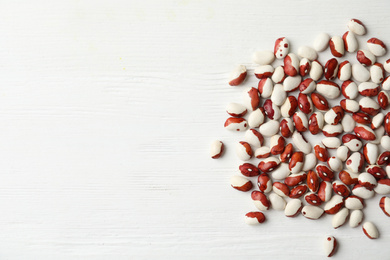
269,193,287,210
370,63,385,83
359,97,380,116
318,181,333,202
251,190,270,211
273,182,290,197
366,165,386,180
333,180,350,197
297,93,313,114
385,112,390,134
274,37,290,59
383,76,390,91
328,157,343,172
236,141,253,161
263,99,281,120
341,80,359,99
244,129,264,148
298,46,317,60
348,19,366,35
343,31,359,52
271,163,290,180
379,196,390,216
259,120,280,137
371,113,384,129
342,134,362,152
226,103,247,117
271,84,287,106
329,36,345,57
289,151,304,174
281,96,298,117
354,124,376,141
309,112,324,135
229,65,247,86
302,153,317,171
210,140,224,159
284,53,300,76
258,157,280,173
310,60,323,81
377,91,390,110
374,179,390,194
367,38,387,56
324,58,339,80
253,50,275,65
313,32,330,52
299,58,311,77
322,124,343,137
257,173,273,193
271,65,286,84
324,106,344,125
362,222,379,239
352,63,370,82
284,199,303,217
279,118,294,138
280,143,293,163
352,112,371,125
363,143,379,165
371,126,384,144
349,210,364,228
352,184,375,199
336,146,350,161
255,146,271,159
377,151,390,166
305,192,323,206
301,205,324,220
316,80,340,99
358,82,379,97
258,78,274,98
322,137,341,149
342,114,355,133
338,60,352,80
340,99,359,113
317,164,335,182
323,236,337,257
314,143,329,162
385,59,390,73
248,108,265,128
357,49,376,66
270,135,285,155
311,93,329,111
243,87,260,111
283,75,301,92
292,131,312,154
381,136,390,150
285,172,307,187
332,208,349,229
358,172,377,190
230,175,253,191
293,111,309,132
346,152,365,173
324,195,344,214
307,170,320,192
224,117,248,131
299,78,316,94
339,170,359,186
345,195,364,210
245,212,266,225
239,163,260,177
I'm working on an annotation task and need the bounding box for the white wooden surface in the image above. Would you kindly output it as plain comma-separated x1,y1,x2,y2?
0,0,390,259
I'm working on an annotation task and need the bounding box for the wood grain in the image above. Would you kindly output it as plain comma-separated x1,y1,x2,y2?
0,0,389,259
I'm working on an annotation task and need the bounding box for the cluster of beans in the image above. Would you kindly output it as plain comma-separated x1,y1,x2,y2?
210,19,390,257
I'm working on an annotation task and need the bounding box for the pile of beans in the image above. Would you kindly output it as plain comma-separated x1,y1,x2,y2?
211,18,390,257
